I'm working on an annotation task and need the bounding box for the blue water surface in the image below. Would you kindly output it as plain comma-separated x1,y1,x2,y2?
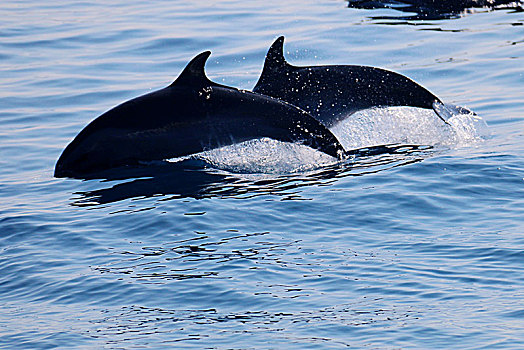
1,1,523,349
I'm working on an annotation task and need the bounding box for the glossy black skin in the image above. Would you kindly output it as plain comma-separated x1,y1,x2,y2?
253,36,448,128
55,51,346,178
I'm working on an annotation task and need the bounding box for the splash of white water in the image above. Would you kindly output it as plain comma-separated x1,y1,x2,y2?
169,105,487,174
330,105,487,151
195,137,337,174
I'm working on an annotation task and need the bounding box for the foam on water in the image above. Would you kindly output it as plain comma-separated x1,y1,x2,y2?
447,110,489,145
331,105,487,150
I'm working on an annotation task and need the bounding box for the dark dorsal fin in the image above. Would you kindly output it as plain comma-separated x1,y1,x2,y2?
170,51,214,87
254,36,293,92
265,36,288,70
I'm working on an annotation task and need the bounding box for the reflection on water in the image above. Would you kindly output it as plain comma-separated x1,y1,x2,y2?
94,230,274,282
86,302,414,347
72,144,432,207
87,222,421,347
347,0,523,21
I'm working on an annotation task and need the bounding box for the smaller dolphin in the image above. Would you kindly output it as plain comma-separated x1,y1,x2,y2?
55,51,346,178
253,36,451,127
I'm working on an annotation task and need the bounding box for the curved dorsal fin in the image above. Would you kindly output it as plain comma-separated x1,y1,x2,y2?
263,36,291,73
170,51,213,87
266,36,287,68
253,36,293,92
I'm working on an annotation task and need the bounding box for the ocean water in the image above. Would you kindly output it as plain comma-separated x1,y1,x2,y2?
1,1,523,349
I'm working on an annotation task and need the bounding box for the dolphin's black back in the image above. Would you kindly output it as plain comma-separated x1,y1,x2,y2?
254,36,445,127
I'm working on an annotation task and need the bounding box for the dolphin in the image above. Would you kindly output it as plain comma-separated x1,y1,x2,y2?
54,51,347,178
253,36,453,128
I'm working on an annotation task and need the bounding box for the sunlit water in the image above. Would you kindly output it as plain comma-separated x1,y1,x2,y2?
1,1,523,349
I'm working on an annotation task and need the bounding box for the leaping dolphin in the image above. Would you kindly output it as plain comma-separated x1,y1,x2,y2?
55,51,346,178
253,36,453,127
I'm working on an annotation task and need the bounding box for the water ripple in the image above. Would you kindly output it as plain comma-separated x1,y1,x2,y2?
1,0,524,349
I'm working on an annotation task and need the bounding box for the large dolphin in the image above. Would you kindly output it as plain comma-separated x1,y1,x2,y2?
253,36,453,128
55,51,346,178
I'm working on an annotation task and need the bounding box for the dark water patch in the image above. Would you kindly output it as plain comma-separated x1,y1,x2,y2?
347,0,524,21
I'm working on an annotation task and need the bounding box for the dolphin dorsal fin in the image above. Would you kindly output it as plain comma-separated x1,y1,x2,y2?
266,36,286,68
170,51,214,88
263,36,291,73
253,36,293,92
